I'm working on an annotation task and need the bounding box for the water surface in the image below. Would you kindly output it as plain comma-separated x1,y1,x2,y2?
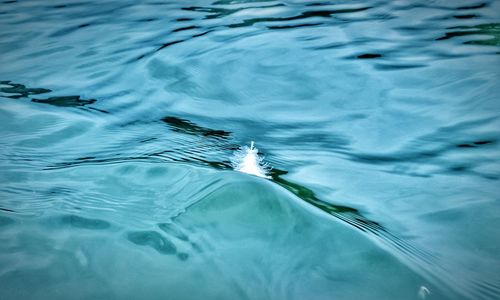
1,0,500,299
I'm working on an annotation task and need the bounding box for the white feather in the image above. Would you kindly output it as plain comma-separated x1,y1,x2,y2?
232,141,270,178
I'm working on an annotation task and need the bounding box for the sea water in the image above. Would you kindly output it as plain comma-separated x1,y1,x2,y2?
1,0,500,299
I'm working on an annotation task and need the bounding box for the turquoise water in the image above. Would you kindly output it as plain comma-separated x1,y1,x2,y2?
1,0,500,299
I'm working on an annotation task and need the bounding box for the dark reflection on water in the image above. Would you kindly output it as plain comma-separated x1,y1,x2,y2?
438,23,500,46
0,81,51,99
127,230,177,255
162,116,231,139
32,96,96,107
1,0,500,299
1,81,98,108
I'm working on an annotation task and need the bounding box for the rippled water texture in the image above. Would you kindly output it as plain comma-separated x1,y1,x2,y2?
1,0,500,299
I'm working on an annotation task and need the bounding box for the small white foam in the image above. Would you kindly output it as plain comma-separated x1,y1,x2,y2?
418,286,430,299
232,141,270,178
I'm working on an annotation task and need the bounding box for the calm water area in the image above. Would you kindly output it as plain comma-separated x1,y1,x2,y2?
1,0,499,299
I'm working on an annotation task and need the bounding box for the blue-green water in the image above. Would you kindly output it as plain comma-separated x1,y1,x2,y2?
1,0,500,299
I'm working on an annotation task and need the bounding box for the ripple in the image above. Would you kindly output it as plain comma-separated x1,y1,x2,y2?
59,214,111,230
337,117,500,179
0,215,15,227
